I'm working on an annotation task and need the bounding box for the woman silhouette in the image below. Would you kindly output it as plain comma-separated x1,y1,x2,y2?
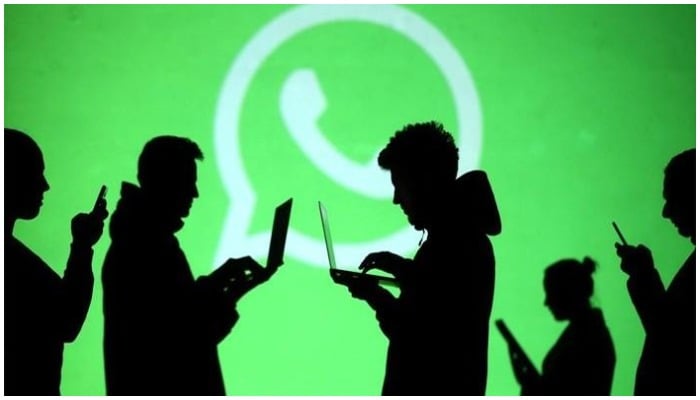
5,128,108,394
511,257,616,395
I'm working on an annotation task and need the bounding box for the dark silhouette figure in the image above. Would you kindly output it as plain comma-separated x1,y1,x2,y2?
504,257,616,395
102,136,274,395
615,148,695,395
345,121,501,395
5,128,108,395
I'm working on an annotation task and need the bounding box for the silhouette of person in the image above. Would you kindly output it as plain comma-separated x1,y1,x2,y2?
102,136,274,395
615,148,695,395
5,128,108,395
345,121,501,395
506,257,616,395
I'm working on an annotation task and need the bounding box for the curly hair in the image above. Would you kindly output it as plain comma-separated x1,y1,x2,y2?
545,257,597,303
377,121,458,184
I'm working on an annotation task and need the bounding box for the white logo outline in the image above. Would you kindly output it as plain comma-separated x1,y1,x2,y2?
213,5,482,267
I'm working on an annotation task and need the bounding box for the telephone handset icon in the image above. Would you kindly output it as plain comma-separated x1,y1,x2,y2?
280,68,391,199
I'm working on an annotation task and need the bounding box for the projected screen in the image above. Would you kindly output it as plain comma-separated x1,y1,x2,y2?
5,4,695,395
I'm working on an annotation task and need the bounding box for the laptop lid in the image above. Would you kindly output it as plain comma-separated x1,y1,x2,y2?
266,198,293,269
318,201,337,270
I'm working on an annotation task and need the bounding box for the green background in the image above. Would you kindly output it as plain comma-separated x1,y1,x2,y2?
4,4,695,395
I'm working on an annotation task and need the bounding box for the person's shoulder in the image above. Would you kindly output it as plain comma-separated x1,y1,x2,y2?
682,249,695,269
5,238,60,285
670,249,696,285
6,237,50,267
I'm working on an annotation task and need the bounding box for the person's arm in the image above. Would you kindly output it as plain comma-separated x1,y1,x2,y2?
351,251,411,338
60,201,108,342
194,275,240,344
369,288,400,339
616,244,665,333
194,256,272,344
60,241,95,342
627,270,665,333
346,279,400,338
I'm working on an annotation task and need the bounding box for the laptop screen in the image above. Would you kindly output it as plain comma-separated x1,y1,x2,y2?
266,198,293,269
318,201,337,270
318,201,399,288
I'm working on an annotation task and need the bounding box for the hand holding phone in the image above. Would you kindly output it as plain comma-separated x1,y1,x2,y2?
612,221,654,275
71,185,108,247
92,185,108,214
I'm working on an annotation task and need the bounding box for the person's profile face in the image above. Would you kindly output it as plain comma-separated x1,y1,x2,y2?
662,174,695,240
544,278,568,321
150,159,199,221
9,146,50,221
391,171,426,230
171,160,199,219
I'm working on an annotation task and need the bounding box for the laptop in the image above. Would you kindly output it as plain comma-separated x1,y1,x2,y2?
318,201,398,287
210,198,292,289
266,197,293,270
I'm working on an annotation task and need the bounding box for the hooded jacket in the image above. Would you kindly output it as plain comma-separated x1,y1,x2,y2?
102,182,237,395
375,171,499,395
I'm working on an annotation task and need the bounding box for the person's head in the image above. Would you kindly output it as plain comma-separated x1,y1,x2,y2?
378,121,458,230
137,136,203,220
5,128,50,222
544,257,596,321
662,148,695,243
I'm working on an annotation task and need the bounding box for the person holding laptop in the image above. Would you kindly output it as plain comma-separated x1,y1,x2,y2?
102,136,277,395
344,121,501,395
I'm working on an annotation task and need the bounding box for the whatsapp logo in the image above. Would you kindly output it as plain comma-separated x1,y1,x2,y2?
213,5,481,267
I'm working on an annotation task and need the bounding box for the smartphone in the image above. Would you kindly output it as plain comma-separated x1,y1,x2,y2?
612,221,628,245
495,319,515,346
93,185,107,212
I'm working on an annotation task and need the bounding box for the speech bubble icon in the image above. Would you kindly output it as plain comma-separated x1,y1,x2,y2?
213,5,482,268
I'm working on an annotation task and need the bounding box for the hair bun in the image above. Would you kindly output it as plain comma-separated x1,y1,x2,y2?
581,256,597,274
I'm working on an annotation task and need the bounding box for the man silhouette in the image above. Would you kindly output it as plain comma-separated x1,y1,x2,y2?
615,148,695,395
346,121,500,395
5,128,108,395
102,135,272,395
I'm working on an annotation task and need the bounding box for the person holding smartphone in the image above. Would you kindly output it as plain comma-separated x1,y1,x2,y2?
502,257,616,395
615,148,695,395
5,128,109,395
